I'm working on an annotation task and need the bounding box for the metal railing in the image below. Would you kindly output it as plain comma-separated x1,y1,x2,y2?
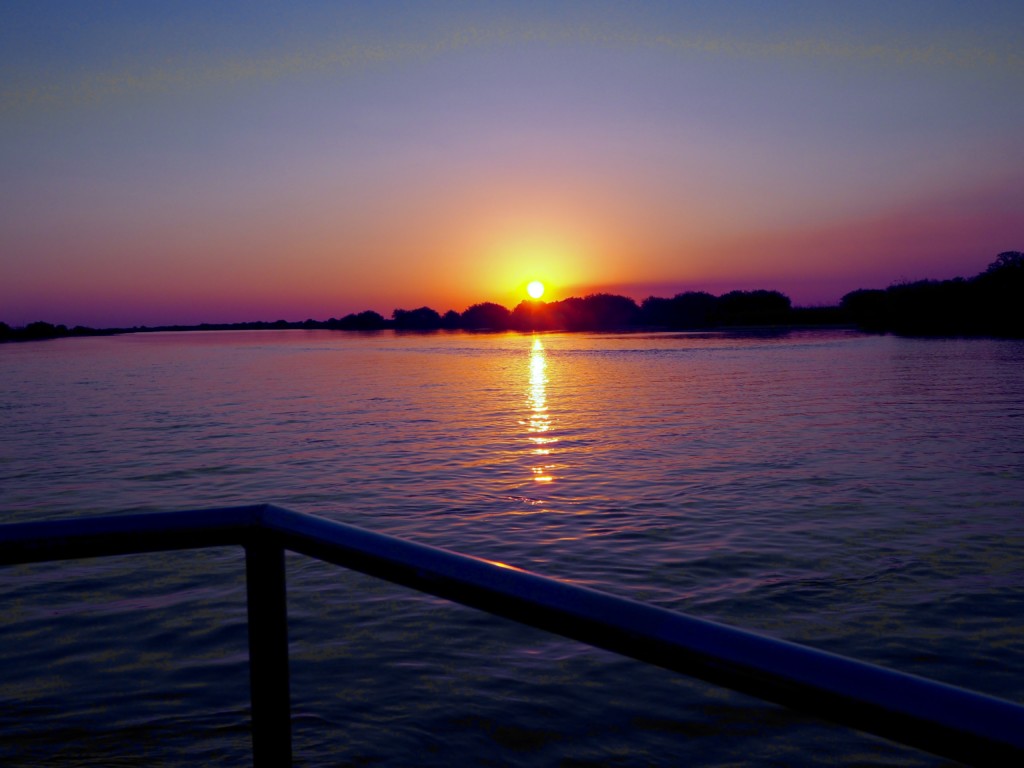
1,504,1021,766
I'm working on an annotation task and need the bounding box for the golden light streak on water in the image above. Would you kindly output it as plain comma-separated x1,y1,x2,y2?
527,336,557,484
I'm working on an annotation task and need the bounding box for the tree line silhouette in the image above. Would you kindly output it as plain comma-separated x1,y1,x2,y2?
373,288,795,332
3,252,1020,342
840,251,1023,337
324,251,1024,337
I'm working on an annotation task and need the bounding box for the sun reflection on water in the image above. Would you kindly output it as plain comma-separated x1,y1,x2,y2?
527,337,557,484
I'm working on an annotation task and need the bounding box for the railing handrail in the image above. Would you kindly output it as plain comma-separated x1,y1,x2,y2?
2,504,1021,766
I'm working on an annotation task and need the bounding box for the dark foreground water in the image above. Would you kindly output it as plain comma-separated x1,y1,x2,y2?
1,329,1022,766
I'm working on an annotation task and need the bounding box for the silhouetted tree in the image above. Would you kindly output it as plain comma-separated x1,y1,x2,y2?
511,300,557,331
715,290,791,325
972,251,1024,335
336,310,386,330
674,291,720,327
554,293,641,330
841,289,890,331
842,252,1023,337
22,321,66,339
441,310,461,329
886,279,973,335
460,302,511,330
639,296,672,326
641,292,718,328
983,251,1024,275
392,306,442,330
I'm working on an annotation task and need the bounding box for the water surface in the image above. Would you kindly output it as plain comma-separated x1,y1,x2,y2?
1,329,1022,765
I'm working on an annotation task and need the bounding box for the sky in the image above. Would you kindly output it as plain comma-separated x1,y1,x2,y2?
2,1,1023,327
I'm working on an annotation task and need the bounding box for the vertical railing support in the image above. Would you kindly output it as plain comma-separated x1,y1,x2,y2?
246,536,293,767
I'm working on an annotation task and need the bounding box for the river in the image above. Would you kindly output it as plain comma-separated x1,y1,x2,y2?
1,328,1022,766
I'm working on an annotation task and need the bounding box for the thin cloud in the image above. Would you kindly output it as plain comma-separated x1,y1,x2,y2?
3,20,1021,116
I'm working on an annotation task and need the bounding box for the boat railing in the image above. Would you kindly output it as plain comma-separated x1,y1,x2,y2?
1,504,1021,766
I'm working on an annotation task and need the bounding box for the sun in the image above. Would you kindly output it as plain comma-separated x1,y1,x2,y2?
526,281,545,299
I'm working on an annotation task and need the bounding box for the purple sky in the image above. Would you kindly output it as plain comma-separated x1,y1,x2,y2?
2,1,1022,326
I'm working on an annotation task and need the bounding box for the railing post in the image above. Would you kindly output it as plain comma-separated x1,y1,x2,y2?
245,536,292,767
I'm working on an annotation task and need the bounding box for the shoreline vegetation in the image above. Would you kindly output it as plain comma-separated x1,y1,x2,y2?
3,252,1021,343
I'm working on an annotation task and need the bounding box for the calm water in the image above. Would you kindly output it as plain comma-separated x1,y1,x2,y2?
1,329,1022,766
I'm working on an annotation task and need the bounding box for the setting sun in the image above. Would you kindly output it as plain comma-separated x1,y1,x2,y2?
527,281,545,299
